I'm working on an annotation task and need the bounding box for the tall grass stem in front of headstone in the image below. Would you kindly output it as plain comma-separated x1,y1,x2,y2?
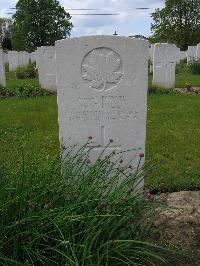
0,144,176,265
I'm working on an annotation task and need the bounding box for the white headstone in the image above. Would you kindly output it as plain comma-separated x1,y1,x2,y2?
153,43,177,89
187,46,197,64
30,51,36,63
18,51,29,67
55,36,149,182
0,49,6,86
37,46,56,92
196,44,200,61
3,52,9,64
149,44,155,74
180,51,187,61
176,47,181,63
8,51,19,71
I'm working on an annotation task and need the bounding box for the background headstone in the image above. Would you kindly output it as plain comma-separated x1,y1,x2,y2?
180,51,187,61
37,46,56,92
8,51,19,71
3,52,9,64
30,51,36,63
18,51,29,67
55,35,149,184
149,44,155,74
196,44,200,60
153,43,177,89
0,49,6,86
187,46,197,64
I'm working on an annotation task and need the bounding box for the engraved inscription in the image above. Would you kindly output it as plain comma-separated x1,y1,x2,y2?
66,95,138,122
81,47,123,91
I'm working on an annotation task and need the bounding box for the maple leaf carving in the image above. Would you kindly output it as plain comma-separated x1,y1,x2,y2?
82,49,123,91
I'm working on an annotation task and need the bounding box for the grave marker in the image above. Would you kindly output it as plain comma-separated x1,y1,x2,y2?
153,43,177,89
8,51,19,71
0,49,6,86
37,46,56,92
55,36,149,182
187,46,197,64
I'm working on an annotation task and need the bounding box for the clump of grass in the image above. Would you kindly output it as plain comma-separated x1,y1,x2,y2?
0,144,173,265
14,84,52,98
16,63,38,80
0,85,15,99
189,60,200,75
0,84,52,99
148,85,178,95
176,59,191,75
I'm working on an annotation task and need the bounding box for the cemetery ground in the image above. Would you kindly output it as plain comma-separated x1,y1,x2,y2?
1,94,200,192
0,70,200,265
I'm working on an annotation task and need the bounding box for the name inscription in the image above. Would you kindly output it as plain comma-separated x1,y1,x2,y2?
66,95,138,122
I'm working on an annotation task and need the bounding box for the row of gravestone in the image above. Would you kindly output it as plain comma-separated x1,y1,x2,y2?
149,43,200,89
0,50,34,87
150,43,200,64
36,42,200,91
1,41,200,90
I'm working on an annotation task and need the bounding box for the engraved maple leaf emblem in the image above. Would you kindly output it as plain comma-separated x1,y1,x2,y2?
82,49,123,91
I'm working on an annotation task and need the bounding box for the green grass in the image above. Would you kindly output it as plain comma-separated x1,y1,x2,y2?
146,94,200,191
0,143,178,265
175,74,200,88
148,73,200,88
0,95,199,192
6,78,39,90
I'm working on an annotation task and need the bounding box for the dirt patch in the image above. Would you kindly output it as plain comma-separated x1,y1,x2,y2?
154,191,200,249
175,87,200,94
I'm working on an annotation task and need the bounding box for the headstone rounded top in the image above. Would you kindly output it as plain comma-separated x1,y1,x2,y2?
55,35,149,46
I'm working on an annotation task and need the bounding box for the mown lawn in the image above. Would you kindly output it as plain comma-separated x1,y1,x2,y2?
148,73,200,88
0,94,199,192
6,78,39,90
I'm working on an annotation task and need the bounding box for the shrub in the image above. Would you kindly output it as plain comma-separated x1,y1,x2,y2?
176,59,191,74
26,62,38,78
14,84,51,98
15,63,38,80
148,85,177,95
16,66,26,79
0,85,14,99
190,60,200,75
0,145,174,265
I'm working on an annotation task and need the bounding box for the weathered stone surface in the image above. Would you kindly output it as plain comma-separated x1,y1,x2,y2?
179,51,187,60
37,46,56,92
55,35,149,186
8,51,19,71
153,43,177,89
18,51,29,67
187,46,197,64
3,52,8,64
0,49,6,86
30,51,36,63
196,43,200,60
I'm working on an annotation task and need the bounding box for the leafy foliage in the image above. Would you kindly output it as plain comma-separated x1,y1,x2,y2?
0,83,51,99
189,60,200,75
150,0,200,50
148,86,178,95
0,18,12,50
16,63,38,79
0,85,14,99
11,0,73,51
14,84,52,98
176,59,191,74
0,145,174,265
